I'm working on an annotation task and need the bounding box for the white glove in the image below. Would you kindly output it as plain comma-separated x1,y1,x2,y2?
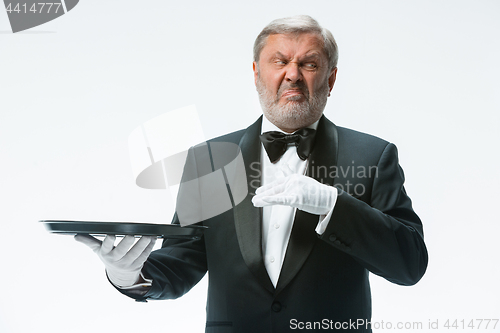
75,234,156,287
252,165,338,215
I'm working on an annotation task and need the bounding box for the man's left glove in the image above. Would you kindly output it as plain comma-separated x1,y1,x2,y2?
75,234,156,287
252,166,338,215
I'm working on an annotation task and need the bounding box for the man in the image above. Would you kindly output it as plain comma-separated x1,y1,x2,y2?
76,15,428,332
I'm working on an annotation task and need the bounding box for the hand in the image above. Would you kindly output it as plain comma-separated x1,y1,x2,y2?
252,165,338,215
75,234,156,287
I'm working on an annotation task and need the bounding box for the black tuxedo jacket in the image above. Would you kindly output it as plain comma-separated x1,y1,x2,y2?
121,115,428,332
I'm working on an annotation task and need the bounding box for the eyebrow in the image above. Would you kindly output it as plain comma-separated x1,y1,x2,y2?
300,53,321,62
272,52,288,60
271,52,322,62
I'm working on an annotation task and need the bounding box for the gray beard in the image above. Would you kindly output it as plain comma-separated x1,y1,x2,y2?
256,75,329,131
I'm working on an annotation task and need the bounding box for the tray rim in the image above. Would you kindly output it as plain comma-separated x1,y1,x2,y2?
40,220,207,239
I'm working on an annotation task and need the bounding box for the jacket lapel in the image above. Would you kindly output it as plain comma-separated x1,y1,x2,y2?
233,116,275,293
275,115,339,294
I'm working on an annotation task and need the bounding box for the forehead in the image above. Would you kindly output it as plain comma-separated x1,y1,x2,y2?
261,32,326,59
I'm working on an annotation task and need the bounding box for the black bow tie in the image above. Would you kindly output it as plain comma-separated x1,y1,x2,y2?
259,128,317,163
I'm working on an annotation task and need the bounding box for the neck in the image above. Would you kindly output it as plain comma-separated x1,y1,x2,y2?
277,126,300,134
263,116,322,134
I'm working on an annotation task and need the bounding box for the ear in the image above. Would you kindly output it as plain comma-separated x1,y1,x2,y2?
328,67,337,96
253,61,259,86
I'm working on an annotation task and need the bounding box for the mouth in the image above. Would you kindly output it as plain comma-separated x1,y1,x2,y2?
280,89,304,99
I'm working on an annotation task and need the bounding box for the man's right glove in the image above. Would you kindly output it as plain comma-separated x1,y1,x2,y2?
75,234,156,287
252,165,338,216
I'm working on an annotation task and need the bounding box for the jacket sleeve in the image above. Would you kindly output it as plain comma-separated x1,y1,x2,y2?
115,212,208,302
142,214,208,300
115,144,209,302
319,143,428,285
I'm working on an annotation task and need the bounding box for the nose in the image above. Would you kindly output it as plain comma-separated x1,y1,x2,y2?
285,62,302,83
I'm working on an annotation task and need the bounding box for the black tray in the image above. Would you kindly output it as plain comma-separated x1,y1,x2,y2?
40,220,207,239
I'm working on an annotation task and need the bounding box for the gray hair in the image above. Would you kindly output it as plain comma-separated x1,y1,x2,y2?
253,15,338,70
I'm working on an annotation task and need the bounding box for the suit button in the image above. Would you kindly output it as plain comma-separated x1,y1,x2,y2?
329,234,336,242
334,240,342,246
271,301,282,312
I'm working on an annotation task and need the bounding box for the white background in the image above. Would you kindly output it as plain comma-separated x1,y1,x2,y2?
1,1,499,332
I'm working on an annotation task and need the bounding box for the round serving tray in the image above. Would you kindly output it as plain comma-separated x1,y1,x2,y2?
40,220,207,239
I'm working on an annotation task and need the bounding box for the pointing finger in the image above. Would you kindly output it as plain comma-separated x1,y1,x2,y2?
100,235,117,255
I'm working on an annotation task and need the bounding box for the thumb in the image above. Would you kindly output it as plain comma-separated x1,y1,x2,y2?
74,234,102,252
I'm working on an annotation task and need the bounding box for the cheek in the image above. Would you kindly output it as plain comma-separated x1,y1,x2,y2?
267,74,283,92
308,74,327,92
260,68,283,88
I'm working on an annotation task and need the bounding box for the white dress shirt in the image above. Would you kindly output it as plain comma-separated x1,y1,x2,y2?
260,116,336,287
118,116,337,291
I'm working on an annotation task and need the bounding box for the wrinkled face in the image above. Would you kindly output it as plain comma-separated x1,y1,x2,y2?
254,33,337,133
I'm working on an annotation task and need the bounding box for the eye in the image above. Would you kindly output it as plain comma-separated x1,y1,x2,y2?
303,63,317,70
274,60,287,66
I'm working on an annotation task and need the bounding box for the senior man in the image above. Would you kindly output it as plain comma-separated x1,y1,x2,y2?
77,15,428,332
